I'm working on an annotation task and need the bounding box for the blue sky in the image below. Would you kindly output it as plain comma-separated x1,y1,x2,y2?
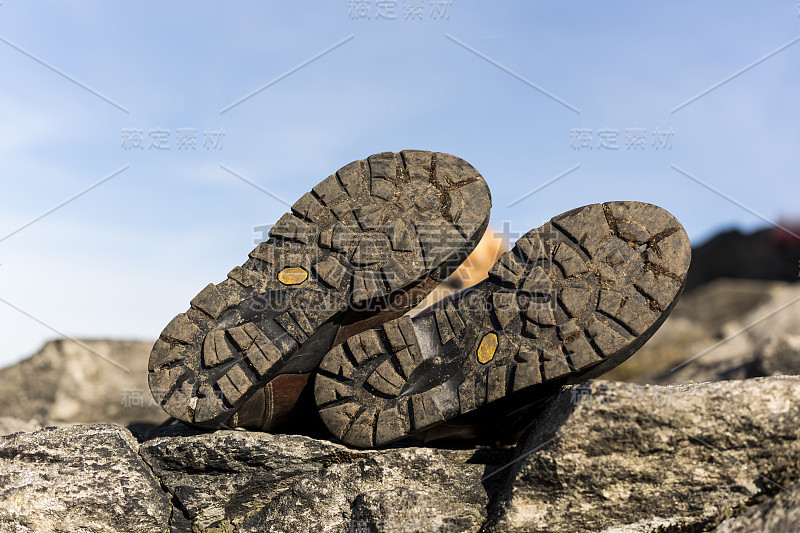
0,1,798,367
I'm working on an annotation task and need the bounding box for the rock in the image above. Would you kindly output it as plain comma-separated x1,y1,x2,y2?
678,278,775,332
666,281,800,384
757,334,800,376
736,283,800,350
255,448,491,533
139,430,507,532
712,483,800,532
0,416,46,435
2,377,799,532
684,227,800,292
607,280,800,384
0,424,172,533
0,339,166,425
485,377,800,533
350,485,486,533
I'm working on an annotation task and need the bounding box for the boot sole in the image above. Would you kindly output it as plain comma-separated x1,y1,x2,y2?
313,201,691,447
148,151,491,428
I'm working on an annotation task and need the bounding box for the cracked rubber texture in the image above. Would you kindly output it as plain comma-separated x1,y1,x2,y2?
313,201,691,448
148,151,491,428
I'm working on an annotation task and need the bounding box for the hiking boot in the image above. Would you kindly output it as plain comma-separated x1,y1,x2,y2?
148,150,491,428
313,201,691,447
224,225,508,433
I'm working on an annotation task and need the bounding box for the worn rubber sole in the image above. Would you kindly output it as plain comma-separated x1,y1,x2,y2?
148,151,491,428
313,201,691,448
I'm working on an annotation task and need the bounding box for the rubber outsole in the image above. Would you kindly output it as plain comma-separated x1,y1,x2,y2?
313,201,691,448
148,151,491,428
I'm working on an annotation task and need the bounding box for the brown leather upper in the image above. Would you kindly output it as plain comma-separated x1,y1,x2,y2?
226,373,311,431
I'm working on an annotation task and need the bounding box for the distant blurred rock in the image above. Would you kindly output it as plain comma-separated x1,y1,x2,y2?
685,227,800,292
757,335,800,377
667,280,800,383
674,278,774,331
607,279,800,384
0,339,165,425
0,416,45,435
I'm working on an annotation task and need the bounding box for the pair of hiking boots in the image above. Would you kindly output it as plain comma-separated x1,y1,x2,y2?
148,150,691,448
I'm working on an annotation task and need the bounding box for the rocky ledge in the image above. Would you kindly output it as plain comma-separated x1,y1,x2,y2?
1,376,798,533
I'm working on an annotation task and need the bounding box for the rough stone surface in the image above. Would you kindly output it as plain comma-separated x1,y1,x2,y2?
712,483,800,532
2,377,799,532
140,430,505,532
0,424,172,533
486,377,800,533
0,339,165,425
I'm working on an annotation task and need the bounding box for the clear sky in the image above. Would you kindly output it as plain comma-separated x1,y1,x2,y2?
0,1,798,367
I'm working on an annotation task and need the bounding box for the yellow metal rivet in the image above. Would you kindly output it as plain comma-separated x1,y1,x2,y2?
277,267,308,285
477,332,498,364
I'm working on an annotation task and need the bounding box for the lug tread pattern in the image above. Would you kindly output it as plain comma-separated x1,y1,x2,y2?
150,151,491,428
314,201,691,447
314,315,427,447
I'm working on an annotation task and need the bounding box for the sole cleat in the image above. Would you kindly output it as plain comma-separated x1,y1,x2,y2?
148,151,491,428
313,201,691,447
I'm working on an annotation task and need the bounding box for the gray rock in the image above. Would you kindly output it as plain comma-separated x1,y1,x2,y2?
610,280,800,384
684,227,800,292
756,334,800,376
140,430,506,532
2,376,800,532
486,377,800,533
0,424,172,533
736,283,800,352
712,483,800,533
676,281,800,383
0,339,166,425
677,278,776,332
